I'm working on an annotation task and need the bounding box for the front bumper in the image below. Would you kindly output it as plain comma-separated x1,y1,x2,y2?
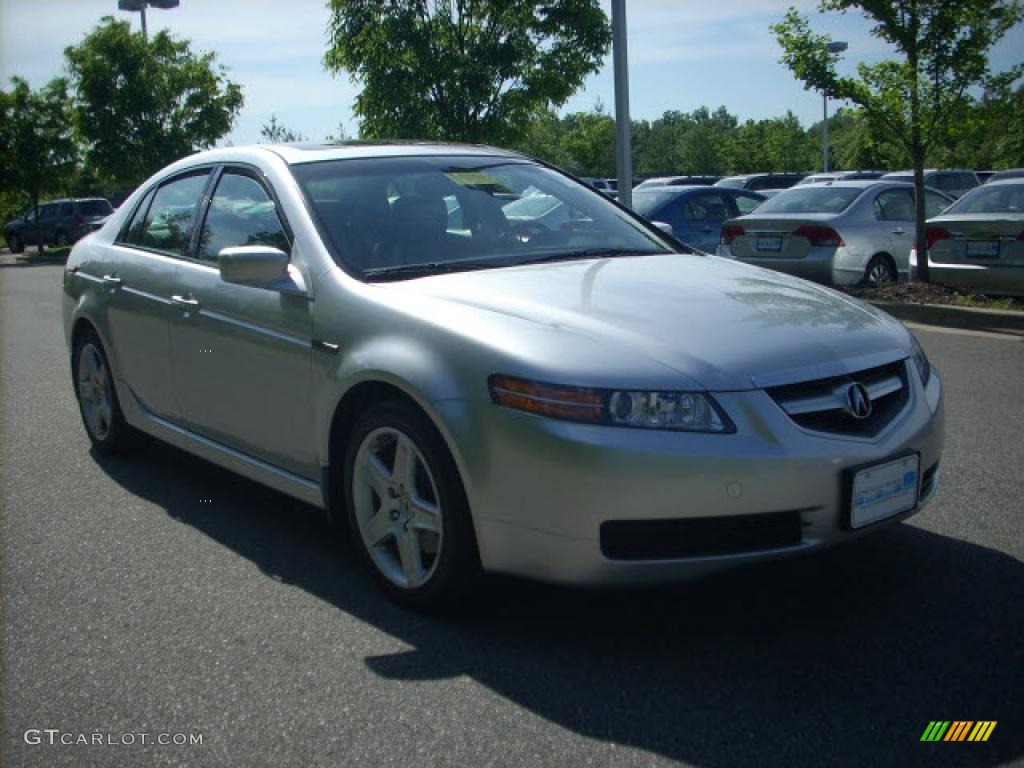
438,366,944,585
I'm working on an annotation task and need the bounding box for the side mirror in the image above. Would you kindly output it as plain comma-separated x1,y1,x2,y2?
652,221,674,236
218,245,289,287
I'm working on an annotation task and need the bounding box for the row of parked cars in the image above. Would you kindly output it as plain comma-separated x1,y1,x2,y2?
613,170,1024,295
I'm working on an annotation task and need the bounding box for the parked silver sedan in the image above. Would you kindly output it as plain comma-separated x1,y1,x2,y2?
717,181,954,286
63,144,944,610
910,179,1024,295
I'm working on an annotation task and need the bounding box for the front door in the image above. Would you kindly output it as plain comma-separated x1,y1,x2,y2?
168,169,317,479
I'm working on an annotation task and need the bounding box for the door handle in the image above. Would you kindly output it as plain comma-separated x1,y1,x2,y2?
891,228,904,234
102,274,122,287
171,293,200,309
702,226,713,233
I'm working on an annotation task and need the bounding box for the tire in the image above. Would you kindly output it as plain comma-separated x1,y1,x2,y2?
72,329,134,454
864,255,897,285
55,230,71,248
7,233,24,254
344,400,480,611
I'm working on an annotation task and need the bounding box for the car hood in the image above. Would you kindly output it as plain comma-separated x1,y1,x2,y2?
398,254,911,391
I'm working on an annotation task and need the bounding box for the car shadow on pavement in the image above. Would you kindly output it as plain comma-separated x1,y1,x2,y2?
92,438,1024,768
0,249,70,269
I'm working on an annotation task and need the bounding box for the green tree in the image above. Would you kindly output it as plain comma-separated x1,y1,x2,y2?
773,1,1023,281
65,16,243,189
259,114,306,143
324,0,610,144
0,77,78,253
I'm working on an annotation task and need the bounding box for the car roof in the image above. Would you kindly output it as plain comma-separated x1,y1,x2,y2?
261,141,526,165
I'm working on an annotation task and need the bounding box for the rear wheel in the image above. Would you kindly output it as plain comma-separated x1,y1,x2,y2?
344,400,479,611
73,329,133,453
864,255,897,285
7,233,24,254
55,229,71,247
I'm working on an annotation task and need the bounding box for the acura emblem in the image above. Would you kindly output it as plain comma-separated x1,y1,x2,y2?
845,382,872,420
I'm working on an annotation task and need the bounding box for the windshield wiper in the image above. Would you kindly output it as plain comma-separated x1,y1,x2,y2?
513,248,665,266
363,260,495,281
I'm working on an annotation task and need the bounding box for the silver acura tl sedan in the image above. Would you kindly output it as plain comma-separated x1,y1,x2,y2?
717,181,954,286
63,143,944,610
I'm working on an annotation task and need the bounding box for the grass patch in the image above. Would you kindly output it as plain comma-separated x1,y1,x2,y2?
841,281,1024,312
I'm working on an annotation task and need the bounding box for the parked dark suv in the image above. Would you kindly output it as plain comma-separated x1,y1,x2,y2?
4,197,114,253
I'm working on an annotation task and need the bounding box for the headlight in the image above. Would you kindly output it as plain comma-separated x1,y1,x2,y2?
910,335,931,385
488,375,733,432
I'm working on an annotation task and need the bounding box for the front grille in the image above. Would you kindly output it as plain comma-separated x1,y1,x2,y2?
600,510,804,561
766,360,909,438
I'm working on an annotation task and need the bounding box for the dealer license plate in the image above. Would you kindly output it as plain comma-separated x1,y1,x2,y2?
850,454,919,529
966,240,999,258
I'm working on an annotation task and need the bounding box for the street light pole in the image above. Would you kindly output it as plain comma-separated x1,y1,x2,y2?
822,40,848,173
117,0,179,41
612,0,632,210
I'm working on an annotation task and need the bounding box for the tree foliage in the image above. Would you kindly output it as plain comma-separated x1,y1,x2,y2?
772,0,1023,280
0,77,78,252
260,114,306,143
65,17,243,188
324,0,610,144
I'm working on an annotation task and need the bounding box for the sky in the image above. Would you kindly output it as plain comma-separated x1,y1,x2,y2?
1,0,1022,147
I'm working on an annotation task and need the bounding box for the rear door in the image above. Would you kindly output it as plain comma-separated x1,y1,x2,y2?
168,167,316,479
674,191,737,252
104,170,213,420
872,188,915,265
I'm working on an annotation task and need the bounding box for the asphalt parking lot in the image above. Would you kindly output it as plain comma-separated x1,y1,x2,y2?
2,263,1022,768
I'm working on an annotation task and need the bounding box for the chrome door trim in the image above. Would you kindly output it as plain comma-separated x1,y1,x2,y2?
193,306,311,349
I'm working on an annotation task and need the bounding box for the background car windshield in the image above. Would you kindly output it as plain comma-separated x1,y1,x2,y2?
754,186,862,214
292,156,671,278
951,183,1024,214
631,190,678,217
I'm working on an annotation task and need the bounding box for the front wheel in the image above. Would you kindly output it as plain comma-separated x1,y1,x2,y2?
73,329,134,453
344,401,479,611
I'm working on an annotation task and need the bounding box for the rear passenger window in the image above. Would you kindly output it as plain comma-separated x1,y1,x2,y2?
197,173,290,262
139,173,209,257
60,203,73,217
925,192,951,217
734,194,762,215
874,189,915,221
121,188,157,245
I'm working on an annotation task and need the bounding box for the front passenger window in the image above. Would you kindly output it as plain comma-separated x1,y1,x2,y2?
197,173,290,262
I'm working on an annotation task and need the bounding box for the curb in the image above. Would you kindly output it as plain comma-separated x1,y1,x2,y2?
869,300,1024,335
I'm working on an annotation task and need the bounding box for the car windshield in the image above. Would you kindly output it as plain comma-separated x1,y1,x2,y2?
715,178,744,188
291,156,673,280
631,190,678,217
752,186,863,214
949,183,1024,214
79,200,113,216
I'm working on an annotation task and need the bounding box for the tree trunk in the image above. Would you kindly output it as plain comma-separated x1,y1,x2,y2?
32,192,43,256
912,153,930,283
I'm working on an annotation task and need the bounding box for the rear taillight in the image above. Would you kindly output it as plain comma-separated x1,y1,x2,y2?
924,227,951,250
793,225,844,247
74,215,84,227
721,224,744,245
1017,229,1024,241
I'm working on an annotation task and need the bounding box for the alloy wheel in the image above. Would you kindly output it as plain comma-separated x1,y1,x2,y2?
351,427,444,589
77,343,113,441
